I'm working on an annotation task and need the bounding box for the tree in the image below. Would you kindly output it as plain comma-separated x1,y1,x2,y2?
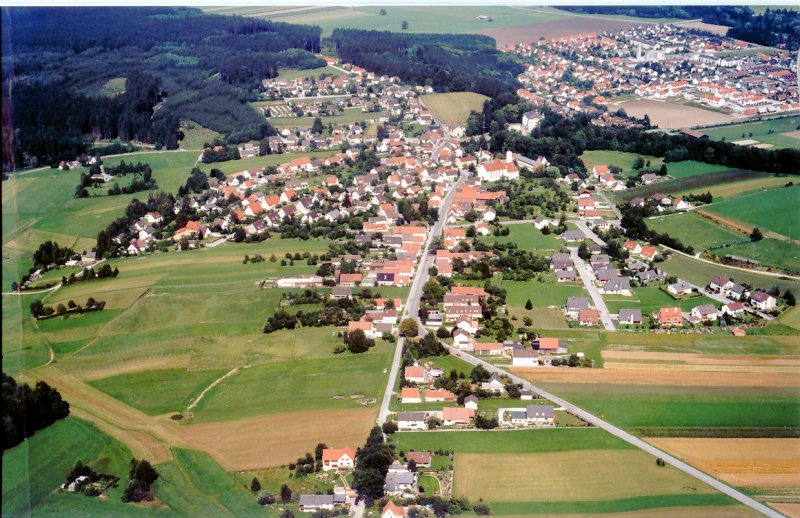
784,290,796,306
353,426,395,500
525,299,533,310
251,477,261,492
399,318,419,337
311,117,323,134
633,156,645,169
280,483,292,502
382,421,398,434
427,416,442,429
750,227,763,242
436,326,451,339
407,459,417,472
379,8,387,15
577,242,590,260
345,329,374,353
401,20,409,30
257,491,276,505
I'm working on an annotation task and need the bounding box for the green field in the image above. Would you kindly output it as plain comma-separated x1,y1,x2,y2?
420,92,489,125
663,160,734,179
478,224,563,252
276,65,344,81
701,116,800,150
703,184,800,238
646,212,744,251
605,287,718,314
489,494,737,515
721,238,800,273
268,109,379,128
613,169,769,203
179,120,220,150
580,150,663,176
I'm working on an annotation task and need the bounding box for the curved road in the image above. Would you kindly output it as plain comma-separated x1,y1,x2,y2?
378,172,467,425
441,343,784,518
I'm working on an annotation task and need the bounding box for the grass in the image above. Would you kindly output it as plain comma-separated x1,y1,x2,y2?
418,474,440,496
703,184,800,238
664,160,734,179
179,119,220,150
660,252,800,296
2,417,140,516
701,116,800,150
604,287,718,314
420,92,488,125
268,109,379,128
613,169,769,203
672,175,792,201
580,150,663,176
275,65,344,81
478,224,562,252
99,77,127,97
454,450,717,502
489,494,737,515
89,368,229,416
646,213,744,252
721,238,800,273
391,428,633,453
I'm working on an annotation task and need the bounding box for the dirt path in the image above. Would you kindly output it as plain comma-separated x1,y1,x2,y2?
186,367,239,410
1,283,61,296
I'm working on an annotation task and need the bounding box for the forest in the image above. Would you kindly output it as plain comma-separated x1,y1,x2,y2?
2,7,323,169
330,29,523,98
556,6,800,49
3,372,70,450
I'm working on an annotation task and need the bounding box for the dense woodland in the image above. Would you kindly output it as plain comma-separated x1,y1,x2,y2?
331,30,523,97
3,372,71,450
556,6,800,49
2,7,323,169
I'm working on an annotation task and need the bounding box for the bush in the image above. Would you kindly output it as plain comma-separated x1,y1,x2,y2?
257,490,276,505
436,326,450,339
382,421,398,434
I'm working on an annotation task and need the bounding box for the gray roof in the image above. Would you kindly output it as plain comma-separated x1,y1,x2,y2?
300,494,335,507
511,410,528,421
513,348,538,358
618,308,642,322
566,297,590,310
384,471,416,492
397,411,427,421
331,286,352,296
526,404,554,419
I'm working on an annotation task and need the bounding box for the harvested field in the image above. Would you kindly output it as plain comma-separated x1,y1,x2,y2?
470,16,657,47
674,20,730,36
175,408,376,470
732,139,761,146
453,450,716,502
601,350,800,367
612,99,733,129
771,503,800,518
648,438,800,488
784,130,800,140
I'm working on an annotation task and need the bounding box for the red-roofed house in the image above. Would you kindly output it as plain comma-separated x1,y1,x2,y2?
321,448,356,471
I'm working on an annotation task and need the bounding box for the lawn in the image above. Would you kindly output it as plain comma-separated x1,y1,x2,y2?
702,116,800,150
660,253,800,297
646,212,744,251
605,287,718,314
2,417,140,517
580,150,663,176
420,92,488,125
478,223,563,252
703,184,800,238
453,450,718,502
89,368,229,416
502,279,587,308
391,428,633,453
418,475,440,496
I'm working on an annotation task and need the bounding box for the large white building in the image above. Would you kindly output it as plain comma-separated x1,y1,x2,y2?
477,152,520,182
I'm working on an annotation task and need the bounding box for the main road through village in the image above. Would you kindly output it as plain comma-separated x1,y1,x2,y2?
376,171,782,517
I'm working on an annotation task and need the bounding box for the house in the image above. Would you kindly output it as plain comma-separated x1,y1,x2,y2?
721,301,745,318
618,308,643,325
709,276,734,293
474,342,503,356
452,328,474,350
532,337,563,353
348,320,375,339
481,373,506,395
477,156,519,182
691,303,719,323
657,307,683,327
397,411,428,430
561,230,585,242
512,348,539,367
321,448,356,471
603,276,632,296
331,286,352,300
750,291,776,310
382,501,407,518
504,404,555,427
400,387,422,403
578,308,599,326
464,395,479,410
299,494,335,512
442,407,475,426
404,366,426,384
384,470,417,496
276,275,324,288
406,451,432,467
639,246,657,261
520,389,533,400
423,390,456,402
667,281,694,296
565,297,590,319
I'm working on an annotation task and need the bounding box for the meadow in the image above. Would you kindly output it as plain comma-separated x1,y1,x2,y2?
420,92,489,125
268,109,379,128
646,212,744,251
672,175,792,201
178,120,220,150
664,160,734,179
580,150,663,176
604,287,718,314
701,116,800,150
478,223,563,251
702,184,800,238
613,169,770,202
276,65,344,81
721,238,800,273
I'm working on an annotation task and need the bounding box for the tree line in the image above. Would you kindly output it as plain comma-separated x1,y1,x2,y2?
3,372,70,450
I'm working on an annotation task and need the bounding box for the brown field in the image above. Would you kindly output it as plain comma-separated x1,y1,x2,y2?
453,450,716,502
783,130,800,140
80,355,194,381
469,17,657,48
674,20,730,36
771,503,800,518
697,209,753,233
176,408,376,470
511,350,800,388
648,438,800,489
612,99,734,129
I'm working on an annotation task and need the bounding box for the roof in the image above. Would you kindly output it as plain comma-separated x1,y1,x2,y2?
383,501,406,518
526,404,554,418
300,494,335,506
659,307,683,319
397,411,427,421
322,448,355,461
474,342,502,351
404,366,425,379
407,451,432,464
537,337,560,350
442,407,475,421
401,387,420,399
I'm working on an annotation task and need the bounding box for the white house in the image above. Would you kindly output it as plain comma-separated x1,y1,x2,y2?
321,448,356,471
511,348,539,367
397,411,427,430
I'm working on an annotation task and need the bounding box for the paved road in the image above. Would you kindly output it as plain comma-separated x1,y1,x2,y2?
378,173,468,425
568,247,617,331
573,219,607,247
440,343,784,518
596,190,622,220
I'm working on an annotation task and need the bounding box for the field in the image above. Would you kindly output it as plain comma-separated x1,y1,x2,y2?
275,65,344,81
268,109,379,128
664,161,734,179
674,20,730,35
646,212,744,251
478,223,562,251
604,287,719,314
580,150,663,176
178,119,220,150
648,438,800,489
701,116,800,150
614,169,774,202
702,185,800,238
420,92,488,125
722,239,800,273
672,175,792,201
612,99,734,129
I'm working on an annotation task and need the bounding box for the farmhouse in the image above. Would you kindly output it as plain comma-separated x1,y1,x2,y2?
321,448,356,471
404,366,426,384
512,348,539,366
474,342,503,356
299,494,335,512
401,387,422,403
442,406,475,426
397,411,428,430
481,374,507,395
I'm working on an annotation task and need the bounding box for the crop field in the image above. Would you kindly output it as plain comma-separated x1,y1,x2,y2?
478,223,562,251
672,175,792,201
660,253,800,297
580,150,663,176
648,438,800,489
614,169,769,202
701,116,800,150
673,20,730,35
646,213,744,251
420,92,488,125
702,185,800,238
612,99,734,129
